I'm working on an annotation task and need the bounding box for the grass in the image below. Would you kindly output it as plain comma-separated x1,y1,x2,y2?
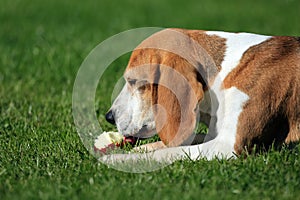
0,0,300,199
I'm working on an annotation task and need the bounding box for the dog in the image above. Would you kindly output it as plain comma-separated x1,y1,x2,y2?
104,28,300,162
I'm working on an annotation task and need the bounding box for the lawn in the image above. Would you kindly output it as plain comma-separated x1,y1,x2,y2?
1,0,300,199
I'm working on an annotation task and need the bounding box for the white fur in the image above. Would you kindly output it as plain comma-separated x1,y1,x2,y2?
111,82,156,138
207,31,271,80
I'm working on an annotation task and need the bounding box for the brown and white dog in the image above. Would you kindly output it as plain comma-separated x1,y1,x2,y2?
105,28,300,162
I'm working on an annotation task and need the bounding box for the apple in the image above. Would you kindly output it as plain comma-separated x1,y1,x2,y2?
94,131,137,154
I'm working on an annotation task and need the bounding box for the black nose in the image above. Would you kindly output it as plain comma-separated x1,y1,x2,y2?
105,110,115,125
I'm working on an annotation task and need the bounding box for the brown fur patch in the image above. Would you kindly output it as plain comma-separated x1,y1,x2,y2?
222,36,300,153
172,28,226,69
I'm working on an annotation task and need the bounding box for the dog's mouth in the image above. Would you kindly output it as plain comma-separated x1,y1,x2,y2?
123,136,138,146
119,124,157,147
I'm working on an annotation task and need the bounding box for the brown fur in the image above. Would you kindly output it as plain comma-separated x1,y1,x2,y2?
223,36,300,153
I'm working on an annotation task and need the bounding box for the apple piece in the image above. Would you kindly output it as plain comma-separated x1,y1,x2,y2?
94,131,124,154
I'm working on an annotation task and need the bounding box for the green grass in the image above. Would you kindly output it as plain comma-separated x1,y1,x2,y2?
1,0,300,199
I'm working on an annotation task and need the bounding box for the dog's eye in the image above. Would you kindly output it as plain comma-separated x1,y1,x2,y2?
136,80,148,91
127,78,148,91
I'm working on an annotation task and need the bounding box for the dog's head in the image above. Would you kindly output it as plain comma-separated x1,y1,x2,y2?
106,29,215,146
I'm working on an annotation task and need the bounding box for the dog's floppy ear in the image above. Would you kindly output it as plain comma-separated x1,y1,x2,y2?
152,53,205,147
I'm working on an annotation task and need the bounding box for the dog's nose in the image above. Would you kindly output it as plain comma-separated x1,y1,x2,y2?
105,110,115,125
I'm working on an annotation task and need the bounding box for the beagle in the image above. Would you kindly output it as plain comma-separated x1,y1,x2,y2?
105,28,300,162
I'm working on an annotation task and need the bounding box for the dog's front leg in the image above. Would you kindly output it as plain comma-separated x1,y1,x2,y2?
133,133,207,153
133,141,166,152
